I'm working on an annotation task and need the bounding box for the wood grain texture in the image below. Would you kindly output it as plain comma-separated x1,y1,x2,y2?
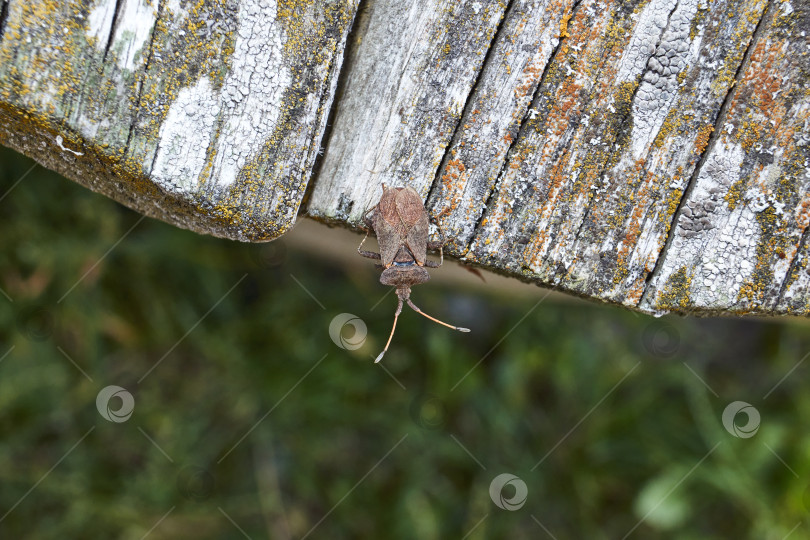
306,0,509,223
3,0,809,317
425,0,577,252
0,0,357,240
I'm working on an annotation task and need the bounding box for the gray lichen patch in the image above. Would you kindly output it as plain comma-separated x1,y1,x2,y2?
629,0,696,159
150,0,292,193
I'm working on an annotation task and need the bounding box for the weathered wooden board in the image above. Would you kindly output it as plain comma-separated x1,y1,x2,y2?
425,0,577,251
306,0,509,223
0,0,357,240
453,0,769,308
305,0,803,316
2,0,809,317
642,0,810,316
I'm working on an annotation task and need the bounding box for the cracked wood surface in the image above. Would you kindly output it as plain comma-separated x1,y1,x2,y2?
1,0,808,317
0,0,357,240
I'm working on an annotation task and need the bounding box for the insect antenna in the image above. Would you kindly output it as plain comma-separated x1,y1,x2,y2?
405,299,470,333
375,297,404,363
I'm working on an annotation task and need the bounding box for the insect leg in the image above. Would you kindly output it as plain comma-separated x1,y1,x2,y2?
362,206,375,230
405,299,469,332
357,230,382,260
375,297,404,363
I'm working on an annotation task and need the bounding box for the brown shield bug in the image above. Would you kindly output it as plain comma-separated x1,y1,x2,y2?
358,183,470,363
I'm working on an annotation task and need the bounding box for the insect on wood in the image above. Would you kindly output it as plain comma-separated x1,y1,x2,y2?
358,184,470,363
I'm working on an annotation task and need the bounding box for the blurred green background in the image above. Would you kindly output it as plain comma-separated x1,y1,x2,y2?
0,145,809,539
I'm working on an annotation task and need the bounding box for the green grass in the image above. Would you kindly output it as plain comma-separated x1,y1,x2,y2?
0,146,808,539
